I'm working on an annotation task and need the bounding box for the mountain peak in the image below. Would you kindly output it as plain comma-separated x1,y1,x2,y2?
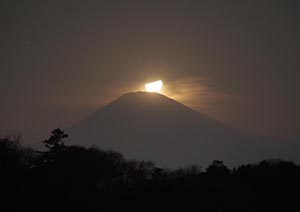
105,91,192,114
118,91,175,104
120,91,162,97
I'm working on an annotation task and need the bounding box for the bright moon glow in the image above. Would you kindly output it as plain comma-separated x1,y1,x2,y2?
145,80,163,92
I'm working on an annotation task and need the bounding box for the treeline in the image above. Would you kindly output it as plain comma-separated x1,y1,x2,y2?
1,128,299,211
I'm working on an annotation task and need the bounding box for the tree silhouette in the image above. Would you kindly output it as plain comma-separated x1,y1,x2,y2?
43,128,67,151
206,160,230,176
1,129,300,211
38,128,68,165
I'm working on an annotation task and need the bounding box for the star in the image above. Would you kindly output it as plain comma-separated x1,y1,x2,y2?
257,23,263,29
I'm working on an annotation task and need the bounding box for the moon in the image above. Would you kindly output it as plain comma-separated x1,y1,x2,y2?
145,80,163,92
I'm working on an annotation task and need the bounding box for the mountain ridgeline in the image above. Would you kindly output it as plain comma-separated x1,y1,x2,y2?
67,91,300,168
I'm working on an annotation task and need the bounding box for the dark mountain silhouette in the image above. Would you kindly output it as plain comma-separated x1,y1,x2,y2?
67,91,299,167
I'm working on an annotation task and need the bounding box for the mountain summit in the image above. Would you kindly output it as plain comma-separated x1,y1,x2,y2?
67,92,299,167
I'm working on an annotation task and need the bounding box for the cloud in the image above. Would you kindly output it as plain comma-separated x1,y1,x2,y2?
163,76,241,112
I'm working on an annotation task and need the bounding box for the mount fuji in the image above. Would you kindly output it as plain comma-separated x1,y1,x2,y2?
67,92,299,168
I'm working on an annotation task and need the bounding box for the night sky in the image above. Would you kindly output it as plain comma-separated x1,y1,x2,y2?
1,0,299,143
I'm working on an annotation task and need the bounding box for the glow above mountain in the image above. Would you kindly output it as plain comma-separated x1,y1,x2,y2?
145,80,163,92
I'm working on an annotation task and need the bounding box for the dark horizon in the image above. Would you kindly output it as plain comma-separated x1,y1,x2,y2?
1,129,300,211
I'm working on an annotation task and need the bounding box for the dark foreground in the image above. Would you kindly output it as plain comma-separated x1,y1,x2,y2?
1,129,299,211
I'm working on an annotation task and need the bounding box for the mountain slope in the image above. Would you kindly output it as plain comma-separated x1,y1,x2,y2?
67,92,299,167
